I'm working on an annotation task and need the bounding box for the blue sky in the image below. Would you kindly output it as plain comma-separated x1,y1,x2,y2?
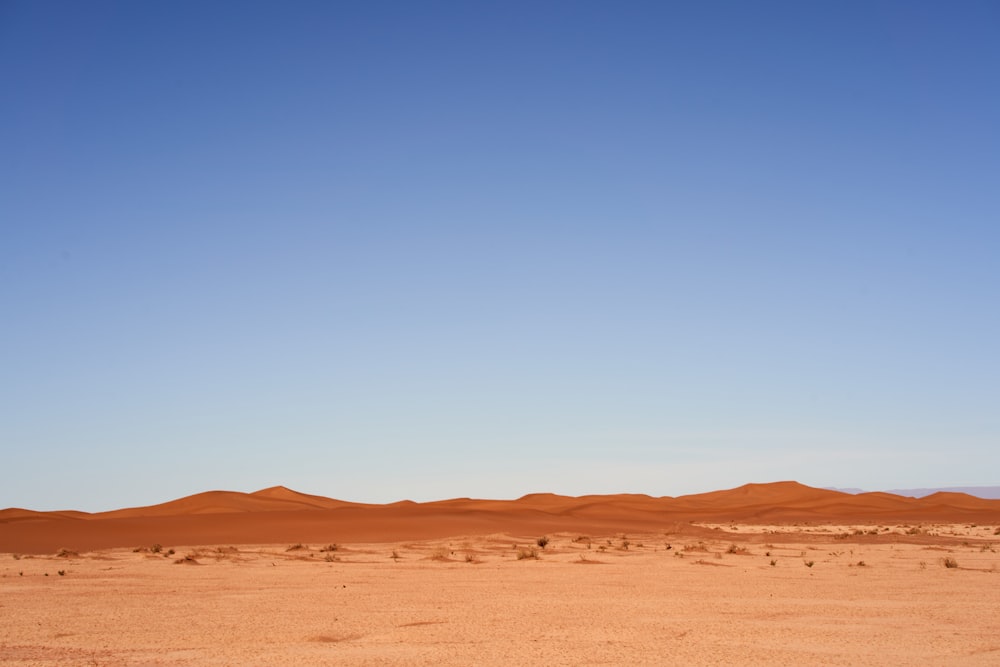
2,1,998,511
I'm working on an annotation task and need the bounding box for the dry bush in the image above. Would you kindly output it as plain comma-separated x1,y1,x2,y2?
726,544,748,555
319,544,339,552
942,556,959,569
56,549,78,558
536,536,550,549
804,560,815,568
286,543,306,552
516,546,539,560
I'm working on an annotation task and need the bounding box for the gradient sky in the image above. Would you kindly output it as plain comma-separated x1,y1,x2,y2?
2,1,998,511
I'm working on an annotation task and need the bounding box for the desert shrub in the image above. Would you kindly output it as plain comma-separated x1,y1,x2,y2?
57,570,66,576
516,547,539,560
320,544,339,552
770,559,777,567
536,536,549,549
150,544,163,554
286,543,305,552
804,560,815,568
943,557,959,569
726,544,748,555
856,561,866,567
56,549,78,558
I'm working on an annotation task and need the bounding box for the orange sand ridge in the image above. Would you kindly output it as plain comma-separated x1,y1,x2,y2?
2,481,999,554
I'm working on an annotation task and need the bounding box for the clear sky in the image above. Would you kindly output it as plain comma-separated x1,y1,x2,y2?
2,1,998,511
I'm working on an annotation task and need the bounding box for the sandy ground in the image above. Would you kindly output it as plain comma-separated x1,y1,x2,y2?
2,524,999,666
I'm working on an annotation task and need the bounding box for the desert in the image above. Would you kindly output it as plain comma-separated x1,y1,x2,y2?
2,482,999,666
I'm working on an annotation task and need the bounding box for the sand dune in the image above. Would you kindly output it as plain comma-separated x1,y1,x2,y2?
4,483,1000,665
2,481,999,554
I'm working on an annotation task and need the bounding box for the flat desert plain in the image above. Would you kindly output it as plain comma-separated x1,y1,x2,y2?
2,482,999,666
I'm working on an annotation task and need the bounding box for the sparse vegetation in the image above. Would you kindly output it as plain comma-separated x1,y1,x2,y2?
150,544,163,554
56,549,78,558
58,570,66,576
856,561,866,567
804,560,815,568
726,543,748,555
536,536,549,549
319,544,339,552
286,543,305,552
943,557,959,569
770,559,777,567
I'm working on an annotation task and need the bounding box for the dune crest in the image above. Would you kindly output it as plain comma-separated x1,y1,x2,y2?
2,481,998,554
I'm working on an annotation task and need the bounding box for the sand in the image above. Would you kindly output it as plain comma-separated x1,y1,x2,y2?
2,482,1000,665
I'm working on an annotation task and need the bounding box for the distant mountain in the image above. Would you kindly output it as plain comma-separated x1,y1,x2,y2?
828,486,1000,499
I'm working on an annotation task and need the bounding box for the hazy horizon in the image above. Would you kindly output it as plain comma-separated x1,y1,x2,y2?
3,2,998,513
